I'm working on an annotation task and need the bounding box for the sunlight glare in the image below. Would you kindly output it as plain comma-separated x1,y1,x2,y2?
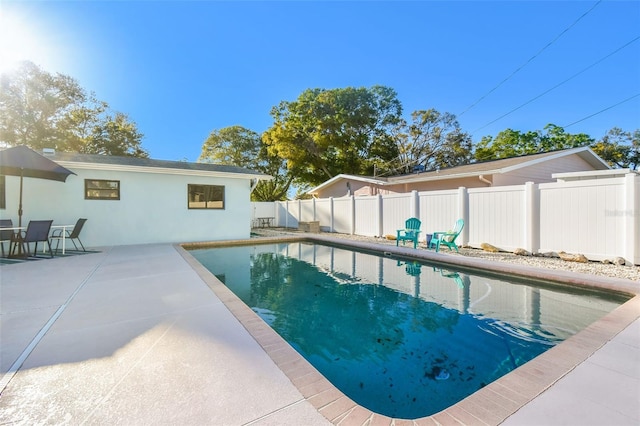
0,8,53,75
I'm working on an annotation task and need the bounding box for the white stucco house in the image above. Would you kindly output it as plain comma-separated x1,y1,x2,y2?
0,150,271,247
307,147,611,198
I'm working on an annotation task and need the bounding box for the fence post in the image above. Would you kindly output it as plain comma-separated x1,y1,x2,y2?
377,193,383,237
350,195,356,235
458,187,469,246
284,200,289,228
623,173,638,265
330,197,335,233
273,201,278,227
524,182,540,254
312,197,317,221
411,190,419,218
251,202,256,228
297,199,302,227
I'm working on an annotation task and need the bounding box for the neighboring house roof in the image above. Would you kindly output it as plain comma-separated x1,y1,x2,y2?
307,147,610,194
48,151,272,181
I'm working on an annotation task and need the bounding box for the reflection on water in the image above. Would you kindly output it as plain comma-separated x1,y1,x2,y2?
191,242,625,419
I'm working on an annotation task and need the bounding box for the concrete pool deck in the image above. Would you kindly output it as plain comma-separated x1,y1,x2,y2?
0,241,638,425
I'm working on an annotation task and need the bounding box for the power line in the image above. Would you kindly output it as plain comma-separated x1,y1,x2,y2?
458,0,602,117
563,93,640,128
471,35,640,134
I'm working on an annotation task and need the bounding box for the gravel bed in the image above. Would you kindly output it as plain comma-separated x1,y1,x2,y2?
252,228,640,283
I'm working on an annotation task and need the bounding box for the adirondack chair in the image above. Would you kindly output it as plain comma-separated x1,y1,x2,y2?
429,219,464,252
397,260,422,276
396,217,421,249
435,267,465,289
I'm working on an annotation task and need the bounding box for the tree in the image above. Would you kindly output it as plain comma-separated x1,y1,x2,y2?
541,124,593,151
0,61,148,157
263,86,402,187
199,125,293,201
0,61,85,150
57,97,109,153
591,127,640,170
474,129,539,161
389,109,473,175
433,129,474,169
200,126,261,166
474,124,593,161
85,112,148,157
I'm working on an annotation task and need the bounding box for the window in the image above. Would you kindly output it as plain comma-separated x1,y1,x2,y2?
85,179,120,200
188,184,224,209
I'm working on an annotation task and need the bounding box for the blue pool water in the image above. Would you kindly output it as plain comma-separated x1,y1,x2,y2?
191,242,626,419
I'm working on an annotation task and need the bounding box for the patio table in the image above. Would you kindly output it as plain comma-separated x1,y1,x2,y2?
256,217,274,228
0,226,26,232
0,224,75,257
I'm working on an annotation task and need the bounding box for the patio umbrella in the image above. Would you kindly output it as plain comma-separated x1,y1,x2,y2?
0,145,76,228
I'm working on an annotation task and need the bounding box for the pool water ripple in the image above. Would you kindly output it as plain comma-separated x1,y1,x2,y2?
191,242,626,419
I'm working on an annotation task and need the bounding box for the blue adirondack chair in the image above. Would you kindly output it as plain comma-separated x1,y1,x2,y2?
434,267,465,289
396,217,421,249
429,219,464,252
397,260,422,276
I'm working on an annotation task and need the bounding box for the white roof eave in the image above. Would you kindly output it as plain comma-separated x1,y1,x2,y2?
307,174,389,193
390,170,500,184
57,161,272,181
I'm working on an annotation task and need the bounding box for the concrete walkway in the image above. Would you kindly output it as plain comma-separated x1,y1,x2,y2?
0,244,638,425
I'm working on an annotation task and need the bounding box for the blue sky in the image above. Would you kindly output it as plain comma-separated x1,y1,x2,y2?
2,1,639,162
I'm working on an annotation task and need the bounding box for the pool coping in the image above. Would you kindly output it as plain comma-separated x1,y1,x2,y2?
177,235,640,425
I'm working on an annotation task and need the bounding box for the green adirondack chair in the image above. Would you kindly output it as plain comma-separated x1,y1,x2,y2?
429,219,464,252
396,217,421,249
397,260,422,276
436,268,465,289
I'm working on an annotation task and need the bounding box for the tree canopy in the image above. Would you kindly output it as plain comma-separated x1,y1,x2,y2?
200,90,638,200
199,125,293,201
391,109,473,174
263,86,403,187
0,61,148,157
474,124,594,161
591,127,639,170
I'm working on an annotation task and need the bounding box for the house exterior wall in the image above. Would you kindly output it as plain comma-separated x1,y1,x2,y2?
493,154,594,186
2,167,252,247
316,177,489,199
316,179,375,198
392,176,491,192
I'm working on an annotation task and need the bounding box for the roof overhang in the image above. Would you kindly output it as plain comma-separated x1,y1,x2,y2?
389,170,495,184
56,160,273,181
307,173,389,195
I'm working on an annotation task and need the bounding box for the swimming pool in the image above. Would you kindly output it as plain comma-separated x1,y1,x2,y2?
190,241,628,419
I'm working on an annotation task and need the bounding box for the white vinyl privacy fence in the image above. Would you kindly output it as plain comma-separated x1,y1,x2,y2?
251,173,640,265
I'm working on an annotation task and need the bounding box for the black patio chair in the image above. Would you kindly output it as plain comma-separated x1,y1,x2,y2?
50,218,87,254
0,219,15,257
13,220,54,258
